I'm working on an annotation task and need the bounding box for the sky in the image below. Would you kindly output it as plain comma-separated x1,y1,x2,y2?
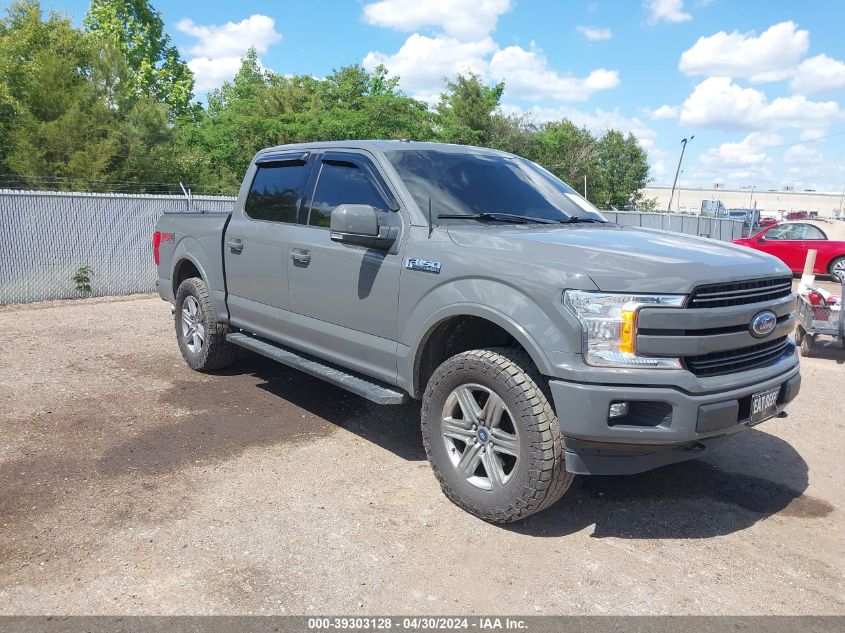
26,0,845,192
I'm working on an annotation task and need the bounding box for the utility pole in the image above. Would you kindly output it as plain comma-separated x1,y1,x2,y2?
668,135,694,212
839,183,844,219
584,175,587,198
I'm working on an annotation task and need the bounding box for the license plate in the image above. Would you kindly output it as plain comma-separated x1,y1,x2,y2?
749,386,781,425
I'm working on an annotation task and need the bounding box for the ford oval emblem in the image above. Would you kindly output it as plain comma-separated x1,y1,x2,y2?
749,310,777,338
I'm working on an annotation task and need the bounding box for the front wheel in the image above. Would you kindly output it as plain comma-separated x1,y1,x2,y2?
800,332,815,358
174,277,237,371
421,347,573,523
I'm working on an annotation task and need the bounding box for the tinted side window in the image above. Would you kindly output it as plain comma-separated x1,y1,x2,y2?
307,162,388,228
765,224,804,240
245,162,307,223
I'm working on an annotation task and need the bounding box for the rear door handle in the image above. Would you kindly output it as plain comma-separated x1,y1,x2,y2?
290,249,311,265
227,238,243,253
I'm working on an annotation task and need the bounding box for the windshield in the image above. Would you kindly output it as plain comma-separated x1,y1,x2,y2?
384,149,606,223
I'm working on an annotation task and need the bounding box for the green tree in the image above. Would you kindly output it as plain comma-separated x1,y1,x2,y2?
591,130,651,209
532,120,598,197
487,113,537,158
84,0,194,116
189,54,435,193
0,1,190,192
436,73,504,145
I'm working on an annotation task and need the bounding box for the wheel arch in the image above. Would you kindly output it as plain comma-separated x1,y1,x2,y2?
409,305,553,399
171,247,210,298
827,254,845,278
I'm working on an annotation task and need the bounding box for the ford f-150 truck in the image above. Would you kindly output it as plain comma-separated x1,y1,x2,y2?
154,140,801,523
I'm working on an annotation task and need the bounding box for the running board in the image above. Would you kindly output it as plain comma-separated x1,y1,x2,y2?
226,332,407,405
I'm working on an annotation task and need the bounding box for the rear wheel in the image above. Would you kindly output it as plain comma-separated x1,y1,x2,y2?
175,277,237,371
830,257,845,283
421,347,573,523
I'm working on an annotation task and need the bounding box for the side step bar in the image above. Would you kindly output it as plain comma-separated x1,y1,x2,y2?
226,332,407,405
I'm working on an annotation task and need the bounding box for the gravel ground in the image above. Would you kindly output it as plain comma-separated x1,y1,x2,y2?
0,291,842,615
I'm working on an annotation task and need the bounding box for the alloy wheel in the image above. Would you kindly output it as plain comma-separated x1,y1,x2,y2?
181,295,206,353
440,383,520,491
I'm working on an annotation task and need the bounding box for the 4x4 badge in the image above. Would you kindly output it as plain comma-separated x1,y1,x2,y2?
405,258,442,274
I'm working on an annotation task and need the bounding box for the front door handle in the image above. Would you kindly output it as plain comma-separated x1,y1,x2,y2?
227,238,243,254
290,249,311,265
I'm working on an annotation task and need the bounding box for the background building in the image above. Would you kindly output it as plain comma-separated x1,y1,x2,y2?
642,185,845,219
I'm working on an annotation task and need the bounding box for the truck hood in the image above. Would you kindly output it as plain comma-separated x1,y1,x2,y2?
446,224,791,293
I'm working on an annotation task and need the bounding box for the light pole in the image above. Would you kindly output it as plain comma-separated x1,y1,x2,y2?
668,135,694,212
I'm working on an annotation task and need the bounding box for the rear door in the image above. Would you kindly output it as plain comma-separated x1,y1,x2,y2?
285,151,405,383
224,152,311,338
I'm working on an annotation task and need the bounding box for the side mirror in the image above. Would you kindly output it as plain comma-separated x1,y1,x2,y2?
755,236,766,243
330,204,397,250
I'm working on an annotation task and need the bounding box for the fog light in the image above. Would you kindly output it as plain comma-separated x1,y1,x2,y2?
609,401,629,419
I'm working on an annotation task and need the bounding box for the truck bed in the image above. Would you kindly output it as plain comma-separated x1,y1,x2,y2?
154,210,232,317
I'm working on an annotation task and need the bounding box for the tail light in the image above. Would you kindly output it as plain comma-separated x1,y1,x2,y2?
153,231,162,266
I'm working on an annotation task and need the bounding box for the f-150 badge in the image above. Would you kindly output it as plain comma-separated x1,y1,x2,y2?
405,258,441,274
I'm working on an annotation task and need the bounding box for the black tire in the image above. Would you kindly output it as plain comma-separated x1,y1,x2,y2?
421,347,573,523
174,277,237,371
794,325,805,346
800,333,814,358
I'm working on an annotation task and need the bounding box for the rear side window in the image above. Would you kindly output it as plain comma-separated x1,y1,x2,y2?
307,162,388,228
245,162,307,223
803,225,827,240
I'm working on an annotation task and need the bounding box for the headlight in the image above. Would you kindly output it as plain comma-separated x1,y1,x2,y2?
563,290,686,369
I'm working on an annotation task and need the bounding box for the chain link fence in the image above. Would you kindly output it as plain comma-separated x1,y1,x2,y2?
604,211,745,241
0,190,235,304
0,190,744,305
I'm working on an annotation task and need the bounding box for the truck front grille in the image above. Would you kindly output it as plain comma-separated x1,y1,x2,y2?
683,336,791,377
688,277,792,308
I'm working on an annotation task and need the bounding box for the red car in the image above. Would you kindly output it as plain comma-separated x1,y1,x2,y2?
733,219,845,282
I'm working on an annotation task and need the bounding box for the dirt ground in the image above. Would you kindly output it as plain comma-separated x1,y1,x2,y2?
0,290,842,615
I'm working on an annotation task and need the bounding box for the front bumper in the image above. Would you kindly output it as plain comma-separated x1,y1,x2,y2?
549,360,801,475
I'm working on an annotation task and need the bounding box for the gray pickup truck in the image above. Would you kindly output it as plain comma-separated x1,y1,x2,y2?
154,140,801,523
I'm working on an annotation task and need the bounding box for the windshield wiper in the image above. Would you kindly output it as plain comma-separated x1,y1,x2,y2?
560,216,603,223
437,212,558,224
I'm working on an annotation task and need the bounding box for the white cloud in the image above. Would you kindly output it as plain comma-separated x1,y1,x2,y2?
363,35,496,103
648,104,679,119
790,54,845,94
362,0,511,40
186,57,245,92
645,0,692,24
177,15,281,57
504,104,657,146
576,26,612,41
699,132,781,167
679,77,841,130
177,15,281,91
488,46,619,102
365,38,619,104
783,144,823,164
679,21,808,82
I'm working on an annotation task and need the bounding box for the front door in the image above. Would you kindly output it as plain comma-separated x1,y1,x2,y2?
755,223,820,271
286,152,405,384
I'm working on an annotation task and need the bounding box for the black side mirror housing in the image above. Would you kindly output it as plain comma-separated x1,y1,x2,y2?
330,204,397,250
